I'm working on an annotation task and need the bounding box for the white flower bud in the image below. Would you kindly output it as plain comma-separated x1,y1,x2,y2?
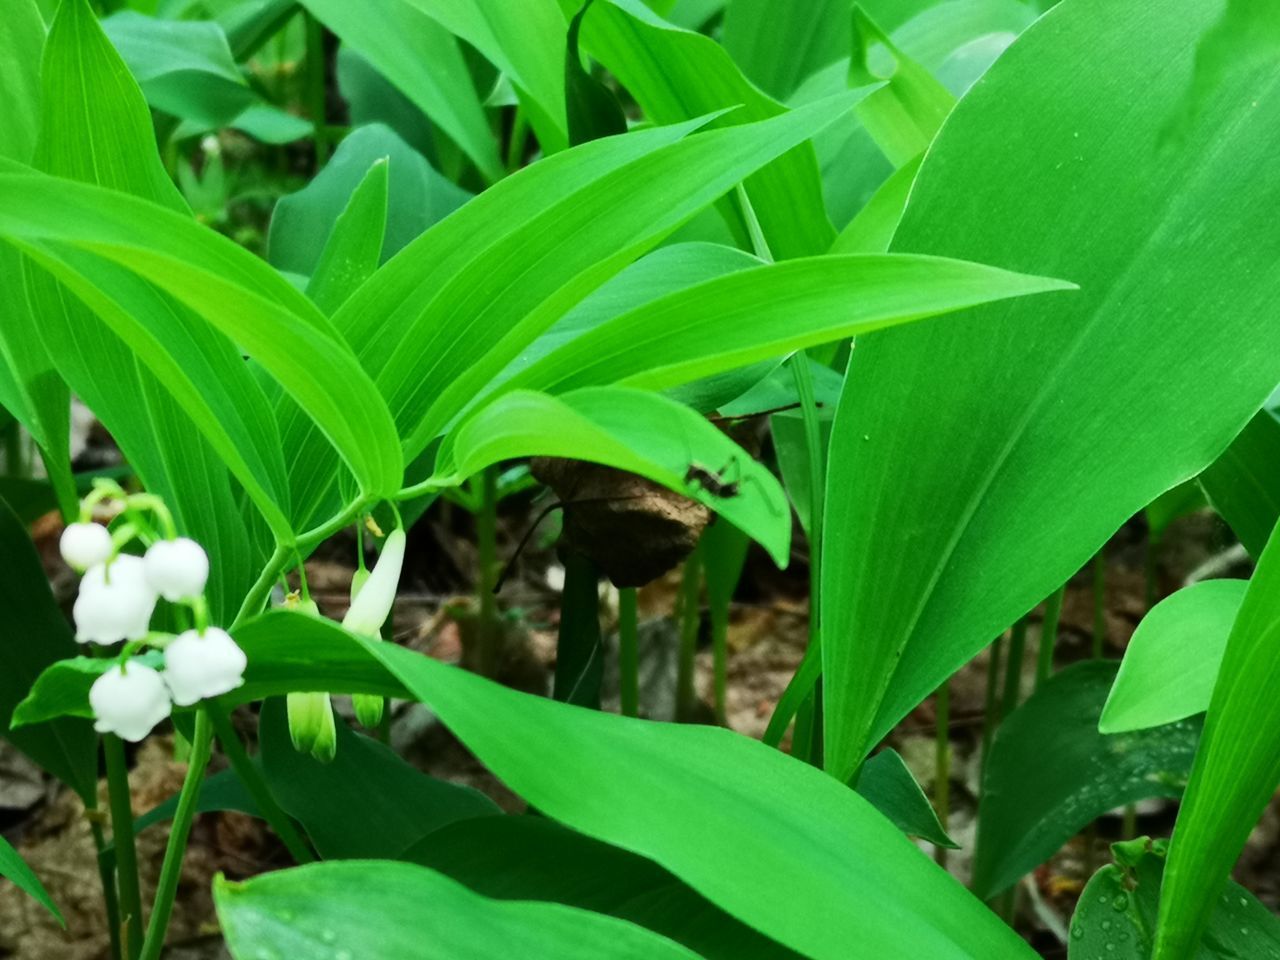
287,692,337,762
90,662,172,742
60,522,113,572
73,555,158,645
144,538,209,602
342,528,405,637
162,627,247,706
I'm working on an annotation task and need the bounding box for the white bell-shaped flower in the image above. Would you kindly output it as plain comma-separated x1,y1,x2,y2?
342,528,405,636
73,555,158,645
144,537,209,602
89,662,172,742
162,627,247,706
60,522,114,572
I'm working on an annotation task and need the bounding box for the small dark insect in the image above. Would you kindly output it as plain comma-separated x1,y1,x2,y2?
684,458,782,518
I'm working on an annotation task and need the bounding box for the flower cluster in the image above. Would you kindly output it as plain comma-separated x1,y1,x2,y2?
64,485,246,742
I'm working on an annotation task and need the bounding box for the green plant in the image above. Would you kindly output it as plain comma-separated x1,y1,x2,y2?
2,0,1279,958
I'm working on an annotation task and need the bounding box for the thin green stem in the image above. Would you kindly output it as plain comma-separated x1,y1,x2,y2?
297,498,367,554
476,466,500,677
676,550,702,721
934,679,951,868
980,633,1004,788
1035,586,1065,689
138,709,214,960
103,736,142,959
1144,533,1159,612
232,543,290,628
89,798,123,960
618,587,639,718
305,13,329,166
1000,618,1027,721
506,108,529,173
3,418,26,476
1092,549,1107,658
206,706,314,864
710,592,728,726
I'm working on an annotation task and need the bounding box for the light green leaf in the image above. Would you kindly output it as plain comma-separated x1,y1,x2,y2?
305,158,388,315
360,639,1038,960
443,387,791,566
0,168,404,508
1156,519,1280,955
1100,579,1248,735
849,6,956,166
300,0,502,182
830,153,921,253
772,405,835,537
23,0,259,616
576,0,837,258
215,860,704,959
721,0,851,100
0,835,62,926
503,254,1074,397
406,815,802,960
403,0,569,153
0,0,71,515
1199,400,1280,558
821,0,1280,780
974,662,1199,900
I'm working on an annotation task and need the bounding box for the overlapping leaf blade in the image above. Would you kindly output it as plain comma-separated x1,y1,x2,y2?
821,0,1280,780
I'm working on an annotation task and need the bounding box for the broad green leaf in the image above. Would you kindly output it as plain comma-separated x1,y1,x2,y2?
12,610,408,727
360,639,1038,960
0,1,72,516
23,0,264,614
721,0,850,100
1156,519,1280,956
1199,400,1280,558
0,168,404,508
300,0,502,182
821,0,1280,780
0,835,62,926
102,12,256,128
214,860,703,959
259,699,498,859
849,6,956,166
856,748,956,850
405,815,803,960
403,0,569,153
0,495,95,803
304,158,388,315
575,0,837,258
1100,579,1247,735
503,254,1074,398
268,123,470,278
441,387,791,567
974,662,1200,900
1071,838,1280,959
0,477,58,524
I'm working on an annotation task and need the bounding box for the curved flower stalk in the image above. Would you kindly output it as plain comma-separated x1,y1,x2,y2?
61,482,247,742
345,526,406,729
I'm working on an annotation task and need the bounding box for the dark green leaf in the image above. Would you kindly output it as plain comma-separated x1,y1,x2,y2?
856,748,956,850
974,662,1200,900
1199,400,1280,558
0,834,63,926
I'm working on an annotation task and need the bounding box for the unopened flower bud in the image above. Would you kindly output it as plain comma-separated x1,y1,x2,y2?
287,692,337,762
60,522,113,572
144,538,209,602
73,555,158,645
90,662,172,742
162,627,247,706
